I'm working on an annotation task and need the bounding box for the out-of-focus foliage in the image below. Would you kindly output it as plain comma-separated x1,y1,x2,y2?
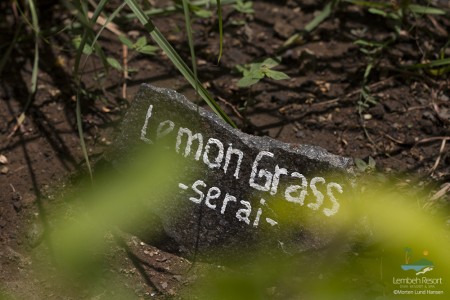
181,178,450,299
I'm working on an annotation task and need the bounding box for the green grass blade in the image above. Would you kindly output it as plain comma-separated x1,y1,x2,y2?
123,6,178,19
406,58,450,69
363,62,373,83
72,0,109,75
124,0,236,127
408,4,446,15
182,0,199,95
152,26,236,126
122,0,237,19
217,0,223,64
27,42,39,107
343,0,392,9
23,0,39,113
125,0,156,29
70,0,109,183
88,3,126,58
304,0,338,32
283,0,339,48
28,0,39,93
76,91,93,182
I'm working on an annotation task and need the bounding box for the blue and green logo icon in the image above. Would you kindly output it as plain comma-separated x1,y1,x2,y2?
401,247,434,275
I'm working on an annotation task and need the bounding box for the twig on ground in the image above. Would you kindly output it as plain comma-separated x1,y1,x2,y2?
217,96,244,120
424,182,450,209
7,115,26,140
278,76,396,113
386,135,450,146
429,138,447,175
415,136,450,145
427,15,448,37
385,133,409,145
407,105,429,111
359,112,380,152
88,12,123,36
316,76,396,106
430,183,450,202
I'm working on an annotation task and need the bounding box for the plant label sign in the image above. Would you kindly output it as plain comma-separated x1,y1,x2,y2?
109,84,355,261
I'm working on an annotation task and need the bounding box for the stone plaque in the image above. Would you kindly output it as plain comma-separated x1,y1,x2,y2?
108,84,355,262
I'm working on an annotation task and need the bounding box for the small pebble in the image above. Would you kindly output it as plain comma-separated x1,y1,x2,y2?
1,166,9,174
0,154,8,164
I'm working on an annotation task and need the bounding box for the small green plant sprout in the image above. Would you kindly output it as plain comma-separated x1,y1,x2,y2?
236,57,290,87
189,3,213,18
232,0,254,15
354,39,392,56
230,0,254,26
358,85,378,114
72,36,94,55
407,41,450,76
172,0,213,18
355,156,376,173
347,0,447,33
353,38,393,113
346,0,446,18
118,35,159,55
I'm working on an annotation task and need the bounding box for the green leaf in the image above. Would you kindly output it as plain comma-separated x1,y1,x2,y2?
243,2,253,9
265,69,290,80
261,57,279,68
304,0,337,32
138,45,158,55
235,64,248,74
354,39,384,48
361,87,377,105
247,69,265,79
119,35,134,48
237,76,260,87
343,0,392,9
357,100,369,108
233,0,254,14
248,62,263,72
282,0,337,49
193,7,213,18
408,4,446,15
107,57,122,70
135,36,147,48
282,33,302,48
368,8,387,17
387,12,401,20
72,37,93,55
363,62,373,82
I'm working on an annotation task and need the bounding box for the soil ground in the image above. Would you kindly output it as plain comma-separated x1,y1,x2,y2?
1,0,449,298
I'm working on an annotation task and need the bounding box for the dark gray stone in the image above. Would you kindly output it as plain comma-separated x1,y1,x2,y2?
108,84,355,262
